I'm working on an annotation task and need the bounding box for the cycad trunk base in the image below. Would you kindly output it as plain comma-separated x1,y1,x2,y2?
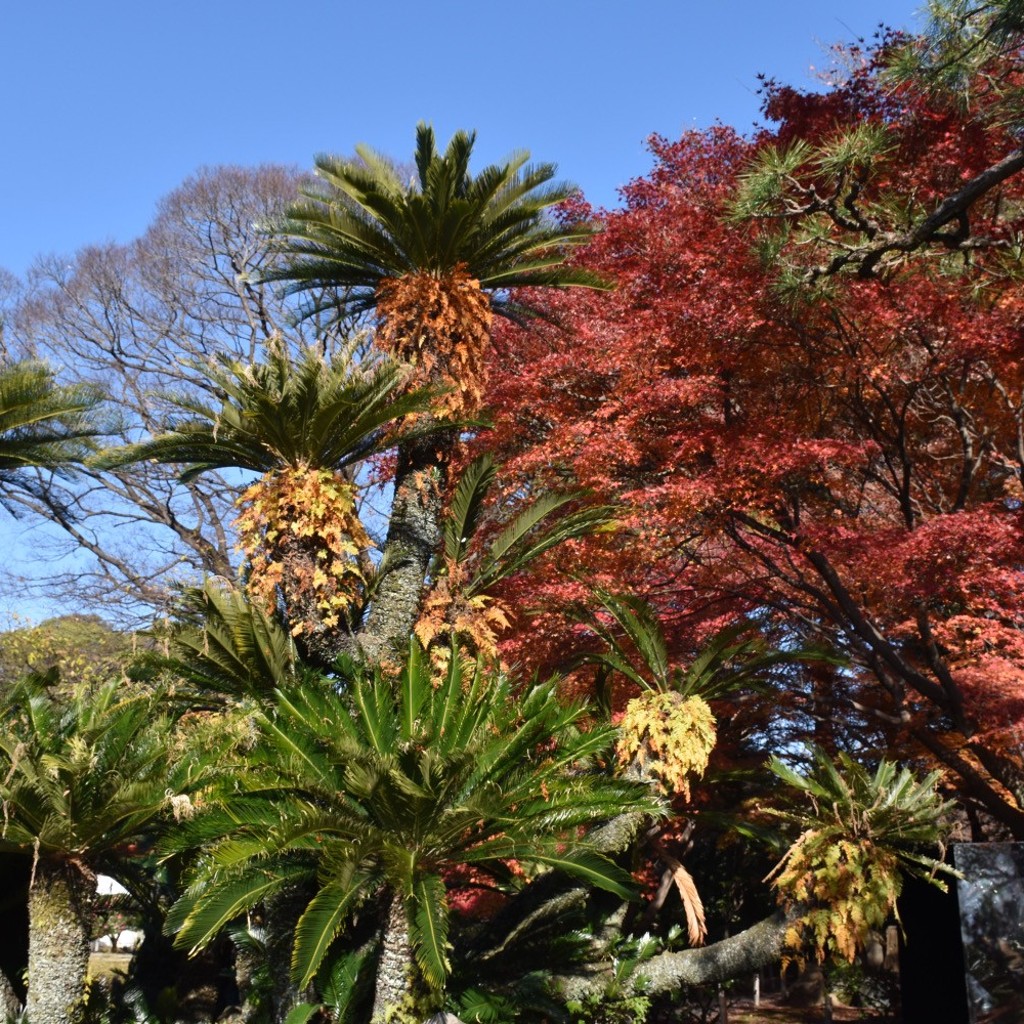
0,971,20,1019
264,884,315,1024
372,892,413,1023
26,858,93,1024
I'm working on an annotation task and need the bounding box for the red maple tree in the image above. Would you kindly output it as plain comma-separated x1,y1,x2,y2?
479,34,1024,838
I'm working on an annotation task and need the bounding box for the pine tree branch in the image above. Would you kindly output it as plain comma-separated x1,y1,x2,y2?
806,146,1024,281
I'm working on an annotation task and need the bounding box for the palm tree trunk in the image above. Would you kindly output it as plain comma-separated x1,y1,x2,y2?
264,885,315,1024
26,858,93,1024
372,891,412,1023
0,971,20,1019
360,437,446,661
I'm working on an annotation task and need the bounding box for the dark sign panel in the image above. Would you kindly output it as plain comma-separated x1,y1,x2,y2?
954,843,1024,1024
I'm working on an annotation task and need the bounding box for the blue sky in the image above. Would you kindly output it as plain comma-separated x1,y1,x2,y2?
0,0,926,624
2,1,924,279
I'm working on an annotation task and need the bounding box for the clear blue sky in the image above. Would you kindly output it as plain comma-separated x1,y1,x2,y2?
1,0,924,279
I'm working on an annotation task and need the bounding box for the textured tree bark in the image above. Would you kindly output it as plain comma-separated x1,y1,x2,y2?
372,891,412,1023
0,971,20,1019
263,884,315,1024
471,804,791,1011
233,928,261,1023
26,858,93,1024
548,911,791,1004
359,437,446,662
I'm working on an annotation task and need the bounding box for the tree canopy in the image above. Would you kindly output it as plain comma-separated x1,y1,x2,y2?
0,6,1020,1021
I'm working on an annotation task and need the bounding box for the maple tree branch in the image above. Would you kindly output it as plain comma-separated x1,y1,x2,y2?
910,726,1024,838
914,607,967,722
800,549,956,714
968,742,1024,811
725,513,964,722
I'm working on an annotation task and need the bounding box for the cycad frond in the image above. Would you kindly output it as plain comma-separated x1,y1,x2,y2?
524,849,638,902
575,589,838,702
170,861,311,955
443,455,497,565
96,345,437,478
0,361,102,503
767,747,957,963
268,122,611,323
411,874,451,992
292,874,371,988
156,580,299,702
468,494,616,596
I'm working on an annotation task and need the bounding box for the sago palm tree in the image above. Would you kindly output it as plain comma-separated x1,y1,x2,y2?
0,676,205,1024
414,453,616,663
766,748,957,964
569,591,838,945
0,360,100,509
166,641,661,1023
99,343,438,663
266,124,611,656
268,122,608,407
572,590,832,799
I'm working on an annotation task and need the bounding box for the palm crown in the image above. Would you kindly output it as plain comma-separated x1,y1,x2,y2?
99,345,442,648
269,124,611,421
0,676,192,862
99,343,434,479
767,748,956,964
166,641,660,1018
268,122,608,319
255,127,614,655
0,675,211,1024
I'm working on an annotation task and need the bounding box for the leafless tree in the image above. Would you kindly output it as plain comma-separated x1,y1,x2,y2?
2,165,357,622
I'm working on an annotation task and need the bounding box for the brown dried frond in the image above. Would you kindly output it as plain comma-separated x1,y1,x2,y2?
663,853,708,946
234,467,372,637
375,265,493,416
414,561,512,676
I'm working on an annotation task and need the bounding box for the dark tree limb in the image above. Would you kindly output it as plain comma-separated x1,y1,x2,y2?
805,147,1024,281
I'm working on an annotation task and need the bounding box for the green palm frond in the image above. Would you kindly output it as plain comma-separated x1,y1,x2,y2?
443,455,497,565
527,849,638,902
460,490,616,598
293,873,372,988
267,121,611,323
573,589,839,701
96,344,438,478
300,939,378,1024
398,639,430,739
411,874,451,992
155,580,300,702
165,640,663,995
169,861,311,955
0,361,102,473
